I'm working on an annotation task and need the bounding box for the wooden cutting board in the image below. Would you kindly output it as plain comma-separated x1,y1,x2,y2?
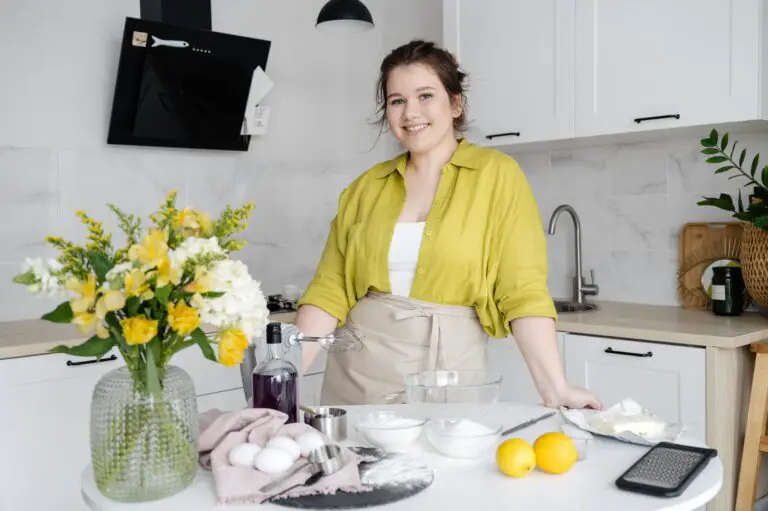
677,222,744,309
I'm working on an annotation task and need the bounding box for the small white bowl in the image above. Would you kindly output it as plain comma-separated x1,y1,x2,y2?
354,411,427,451
425,419,502,459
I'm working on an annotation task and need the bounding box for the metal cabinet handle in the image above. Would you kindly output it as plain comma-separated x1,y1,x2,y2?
604,347,653,358
485,131,520,139
66,354,118,367
633,114,680,124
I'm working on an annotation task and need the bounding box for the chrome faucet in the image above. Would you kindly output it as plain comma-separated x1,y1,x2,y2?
547,204,598,304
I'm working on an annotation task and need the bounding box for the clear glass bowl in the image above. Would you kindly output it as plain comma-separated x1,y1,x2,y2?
354,411,427,452
403,370,502,421
425,419,502,459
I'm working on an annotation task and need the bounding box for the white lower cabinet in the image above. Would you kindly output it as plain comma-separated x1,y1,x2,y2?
486,332,566,405
563,333,707,442
197,388,247,412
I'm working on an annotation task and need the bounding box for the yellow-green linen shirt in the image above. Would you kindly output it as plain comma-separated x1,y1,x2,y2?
297,138,557,339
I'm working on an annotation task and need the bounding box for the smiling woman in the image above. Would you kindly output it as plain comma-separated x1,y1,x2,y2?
294,40,602,411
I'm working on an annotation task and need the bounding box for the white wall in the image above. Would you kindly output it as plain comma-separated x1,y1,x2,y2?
506,132,758,306
0,0,442,321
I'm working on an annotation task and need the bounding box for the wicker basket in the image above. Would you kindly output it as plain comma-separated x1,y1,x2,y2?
741,223,768,307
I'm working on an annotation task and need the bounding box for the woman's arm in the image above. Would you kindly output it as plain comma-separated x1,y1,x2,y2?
512,316,602,409
294,304,338,373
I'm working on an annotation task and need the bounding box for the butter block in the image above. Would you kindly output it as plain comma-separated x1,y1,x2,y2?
589,413,667,438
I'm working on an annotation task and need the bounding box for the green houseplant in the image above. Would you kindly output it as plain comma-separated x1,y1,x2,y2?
699,129,768,306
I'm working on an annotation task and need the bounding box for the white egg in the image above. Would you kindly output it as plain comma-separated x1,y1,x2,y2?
266,436,301,461
254,447,294,474
227,443,262,467
295,431,326,458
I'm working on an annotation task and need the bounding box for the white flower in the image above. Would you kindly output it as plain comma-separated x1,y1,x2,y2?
190,259,269,342
170,236,224,268
19,257,67,298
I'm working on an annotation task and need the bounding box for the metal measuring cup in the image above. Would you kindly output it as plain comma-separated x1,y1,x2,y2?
259,444,344,498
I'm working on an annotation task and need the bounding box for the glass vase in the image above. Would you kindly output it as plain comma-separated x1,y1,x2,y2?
90,365,199,502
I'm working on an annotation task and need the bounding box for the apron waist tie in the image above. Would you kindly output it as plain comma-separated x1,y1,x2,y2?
392,308,441,370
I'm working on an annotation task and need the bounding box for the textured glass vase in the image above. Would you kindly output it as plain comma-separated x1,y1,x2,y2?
90,365,199,502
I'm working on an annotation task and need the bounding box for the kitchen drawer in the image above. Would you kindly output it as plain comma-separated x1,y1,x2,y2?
564,334,706,441
0,347,124,387
172,345,243,396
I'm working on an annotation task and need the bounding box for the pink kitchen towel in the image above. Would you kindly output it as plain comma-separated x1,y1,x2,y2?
198,407,370,506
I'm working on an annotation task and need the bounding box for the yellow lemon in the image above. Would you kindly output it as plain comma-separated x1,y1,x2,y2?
496,438,536,478
533,432,578,475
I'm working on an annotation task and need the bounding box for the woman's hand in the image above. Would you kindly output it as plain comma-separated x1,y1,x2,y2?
547,385,603,410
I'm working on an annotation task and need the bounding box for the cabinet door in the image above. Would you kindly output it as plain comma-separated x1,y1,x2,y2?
171,345,243,396
0,350,123,511
574,0,759,137
444,0,574,146
487,333,566,405
198,388,247,412
564,334,706,441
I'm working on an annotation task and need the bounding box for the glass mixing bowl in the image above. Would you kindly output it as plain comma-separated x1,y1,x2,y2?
403,370,503,404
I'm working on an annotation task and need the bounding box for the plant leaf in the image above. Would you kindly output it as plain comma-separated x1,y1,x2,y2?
125,296,140,316
201,291,225,299
12,272,37,285
706,156,728,164
762,165,768,188
752,155,760,178
730,142,737,159
716,165,735,174
49,334,115,358
146,344,161,397
42,302,74,323
740,148,747,167
701,137,717,148
155,285,172,306
87,251,113,282
701,148,720,155
721,133,729,151
738,191,745,212
191,328,217,362
698,193,735,212
755,215,768,229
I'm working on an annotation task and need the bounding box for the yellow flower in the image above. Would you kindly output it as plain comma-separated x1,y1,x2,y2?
154,255,181,288
184,268,212,294
128,229,168,270
95,290,126,320
217,328,249,367
120,316,158,345
66,274,97,314
73,311,97,334
174,208,212,237
124,268,154,301
168,301,200,335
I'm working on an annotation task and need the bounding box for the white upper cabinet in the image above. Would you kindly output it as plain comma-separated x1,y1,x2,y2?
574,0,761,137
445,0,765,147
443,0,574,146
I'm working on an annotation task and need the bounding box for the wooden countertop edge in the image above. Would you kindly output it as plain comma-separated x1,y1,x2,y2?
2,305,767,360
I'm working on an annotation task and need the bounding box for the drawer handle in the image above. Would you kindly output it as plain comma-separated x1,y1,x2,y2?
633,114,680,124
604,347,653,358
485,131,520,139
66,354,118,367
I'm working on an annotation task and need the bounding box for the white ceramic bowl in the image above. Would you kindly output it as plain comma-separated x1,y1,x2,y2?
425,418,502,459
354,411,427,451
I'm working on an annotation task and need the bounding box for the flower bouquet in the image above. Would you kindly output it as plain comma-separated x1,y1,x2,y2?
12,190,269,502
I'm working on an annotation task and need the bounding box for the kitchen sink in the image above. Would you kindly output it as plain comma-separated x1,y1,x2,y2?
553,300,599,313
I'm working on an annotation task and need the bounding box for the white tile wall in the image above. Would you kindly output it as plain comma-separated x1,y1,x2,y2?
0,0,441,321
509,132,764,306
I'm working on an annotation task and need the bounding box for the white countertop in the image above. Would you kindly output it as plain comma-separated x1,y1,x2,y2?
2,301,767,360
80,402,723,511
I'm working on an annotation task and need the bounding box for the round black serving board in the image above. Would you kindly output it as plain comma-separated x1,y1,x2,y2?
271,447,434,509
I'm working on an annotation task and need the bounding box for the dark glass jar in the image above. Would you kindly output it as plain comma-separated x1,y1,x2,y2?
711,266,744,316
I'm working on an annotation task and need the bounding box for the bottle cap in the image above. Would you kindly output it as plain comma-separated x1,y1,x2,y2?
266,323,282,344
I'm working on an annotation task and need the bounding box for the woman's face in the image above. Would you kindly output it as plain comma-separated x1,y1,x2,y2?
385,63,460,155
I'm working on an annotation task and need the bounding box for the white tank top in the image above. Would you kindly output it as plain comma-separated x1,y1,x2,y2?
388,222,425,297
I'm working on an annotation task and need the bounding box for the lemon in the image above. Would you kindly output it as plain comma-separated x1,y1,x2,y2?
533,432,578,475
496,438,536,478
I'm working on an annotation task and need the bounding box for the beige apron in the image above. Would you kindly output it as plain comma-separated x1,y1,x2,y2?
319,292,489,406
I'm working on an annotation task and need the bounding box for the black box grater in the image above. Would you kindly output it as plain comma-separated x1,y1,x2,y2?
615,441,718,498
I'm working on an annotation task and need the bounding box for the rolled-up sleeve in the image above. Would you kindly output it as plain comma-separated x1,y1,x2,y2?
297,189,352,324
494,171,557,332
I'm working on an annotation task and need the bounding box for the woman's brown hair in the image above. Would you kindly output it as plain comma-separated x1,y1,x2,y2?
373,40,469,134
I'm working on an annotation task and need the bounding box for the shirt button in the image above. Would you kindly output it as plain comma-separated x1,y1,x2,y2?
417,268,425,275
425,230,433,237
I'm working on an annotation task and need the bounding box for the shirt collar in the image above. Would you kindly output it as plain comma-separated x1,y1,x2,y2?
374,138,482,178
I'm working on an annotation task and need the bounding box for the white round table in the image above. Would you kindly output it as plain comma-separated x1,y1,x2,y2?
81,403,722,511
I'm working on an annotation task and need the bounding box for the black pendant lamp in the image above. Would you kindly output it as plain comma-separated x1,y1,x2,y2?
316,0,374,32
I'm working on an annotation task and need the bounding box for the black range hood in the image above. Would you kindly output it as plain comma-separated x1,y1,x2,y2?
139,0,211,30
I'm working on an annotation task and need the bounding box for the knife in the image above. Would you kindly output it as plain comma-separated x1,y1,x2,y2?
501,411,557,437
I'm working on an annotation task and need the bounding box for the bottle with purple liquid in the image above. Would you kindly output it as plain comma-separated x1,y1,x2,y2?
251,323,299,423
